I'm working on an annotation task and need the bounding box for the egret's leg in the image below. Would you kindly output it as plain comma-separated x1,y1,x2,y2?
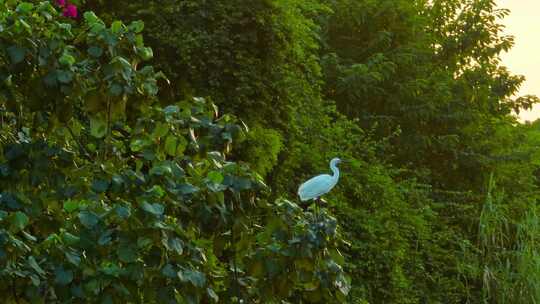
314,197,320,220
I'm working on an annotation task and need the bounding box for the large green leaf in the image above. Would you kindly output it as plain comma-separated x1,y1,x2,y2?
16,2,34,14
178,183,199,195
111,21,124,34
57,70,74,83
65,251,81,266
164,135,177,157
59,53,76,66
78,211,99,228
141,201,164,216
179,269,206,288
117,244,137,263
11,211,29,231
162,264,177,279
54,267,74,286
63,200,80,213
90,116,107,138
207,171,224,184
28,256,46,276
88,46,103,58
7,46,26,64
130,139,151,152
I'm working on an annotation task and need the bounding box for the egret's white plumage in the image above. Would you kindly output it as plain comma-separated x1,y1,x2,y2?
298,158,341,201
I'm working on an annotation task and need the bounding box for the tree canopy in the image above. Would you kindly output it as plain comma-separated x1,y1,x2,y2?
2,0,540,303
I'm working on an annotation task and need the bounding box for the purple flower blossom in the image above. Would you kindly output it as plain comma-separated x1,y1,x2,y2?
63,4,78,19
56,0,66,7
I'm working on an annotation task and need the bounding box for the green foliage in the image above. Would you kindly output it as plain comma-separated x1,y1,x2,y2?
317,0,540,302
475,173,540,303
0,2,349,303
238,125,283,177
243,199,350,302
3,0,540,303
85,0,327,127
0,1,162,125
0,96,349,302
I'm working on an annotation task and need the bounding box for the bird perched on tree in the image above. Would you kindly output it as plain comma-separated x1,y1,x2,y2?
298,158,343,210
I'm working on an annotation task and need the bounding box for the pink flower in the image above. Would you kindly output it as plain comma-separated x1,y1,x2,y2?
56,0,66,6
63,4,78,19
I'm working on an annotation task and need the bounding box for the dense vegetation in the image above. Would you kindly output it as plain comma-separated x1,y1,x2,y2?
2,0,540,303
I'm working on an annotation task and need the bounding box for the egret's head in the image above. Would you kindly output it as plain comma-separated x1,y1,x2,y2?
330,157,342,166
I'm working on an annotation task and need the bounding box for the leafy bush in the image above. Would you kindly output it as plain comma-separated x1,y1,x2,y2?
84,0,326,127
0,2,350,303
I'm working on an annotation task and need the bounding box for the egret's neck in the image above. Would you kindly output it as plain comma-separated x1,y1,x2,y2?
330,162,340,183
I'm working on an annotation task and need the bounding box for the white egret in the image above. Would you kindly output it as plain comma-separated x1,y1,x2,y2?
298,158,343,209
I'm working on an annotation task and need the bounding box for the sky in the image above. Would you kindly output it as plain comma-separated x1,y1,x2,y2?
496,0,540,122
